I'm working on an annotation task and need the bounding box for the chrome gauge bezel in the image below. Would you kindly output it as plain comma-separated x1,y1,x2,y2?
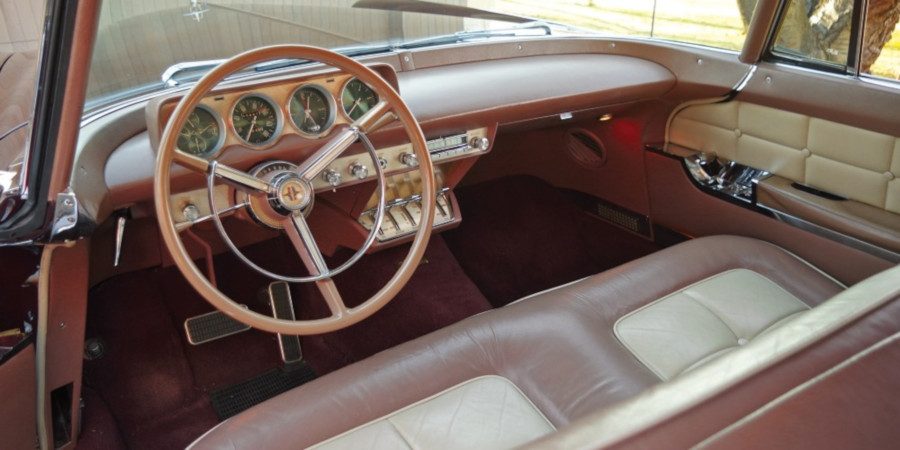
339,77,380,122
229,92,284,148
287,83,337,139
177,104,227,159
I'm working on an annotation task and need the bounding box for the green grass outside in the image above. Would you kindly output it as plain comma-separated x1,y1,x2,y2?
492,0,900,80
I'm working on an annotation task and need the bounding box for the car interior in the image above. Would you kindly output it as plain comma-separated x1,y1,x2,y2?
0,0,899,449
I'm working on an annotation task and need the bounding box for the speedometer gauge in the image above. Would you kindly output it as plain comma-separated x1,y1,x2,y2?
341,78,379,121
177,106,223,157
289,85,334,136
232,95,280,146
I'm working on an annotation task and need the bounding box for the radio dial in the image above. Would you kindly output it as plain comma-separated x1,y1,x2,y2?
470,136,490,151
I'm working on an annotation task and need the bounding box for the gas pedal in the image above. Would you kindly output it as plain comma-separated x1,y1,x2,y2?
267,282,303,365
184,307,250,345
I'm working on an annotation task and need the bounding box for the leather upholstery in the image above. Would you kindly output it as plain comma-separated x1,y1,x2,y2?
189,236,843,450
311,376,554,450
669,101,900,214
615,269,810,380
697,333,900,449
528,264,900,449
756,175,900,253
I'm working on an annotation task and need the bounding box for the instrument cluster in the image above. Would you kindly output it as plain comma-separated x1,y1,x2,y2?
175,75,380,158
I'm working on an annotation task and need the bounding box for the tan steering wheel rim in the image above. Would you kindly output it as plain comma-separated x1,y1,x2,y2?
154,45,435,335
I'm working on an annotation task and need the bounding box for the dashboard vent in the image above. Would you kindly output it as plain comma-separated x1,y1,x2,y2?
565,129,606,169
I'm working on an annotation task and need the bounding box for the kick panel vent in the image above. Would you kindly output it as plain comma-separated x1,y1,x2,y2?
567,190,652,238
594,202,649,236
565,128,606,169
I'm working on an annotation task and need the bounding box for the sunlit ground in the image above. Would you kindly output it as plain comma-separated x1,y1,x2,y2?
491,0,900,80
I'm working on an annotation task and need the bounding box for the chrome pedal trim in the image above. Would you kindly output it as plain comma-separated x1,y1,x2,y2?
267,282,303,364
184,307,250,345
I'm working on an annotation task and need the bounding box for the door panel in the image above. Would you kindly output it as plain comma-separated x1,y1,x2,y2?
0,344,37,450
670,100,900,213
667,97,900,255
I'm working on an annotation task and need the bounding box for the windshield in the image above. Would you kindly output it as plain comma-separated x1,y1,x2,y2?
85,1,758,112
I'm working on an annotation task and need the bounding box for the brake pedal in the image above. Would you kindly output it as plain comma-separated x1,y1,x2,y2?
267,282,303,365
184,308,250,345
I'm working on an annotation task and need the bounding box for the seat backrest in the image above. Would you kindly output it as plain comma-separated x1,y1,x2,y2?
526,264,900,449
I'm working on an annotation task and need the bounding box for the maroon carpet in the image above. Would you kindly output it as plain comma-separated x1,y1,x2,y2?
80,176,660,449
81,235,490,449
444,176,660,306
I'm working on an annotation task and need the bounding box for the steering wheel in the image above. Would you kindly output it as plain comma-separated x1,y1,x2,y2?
153,45,435,335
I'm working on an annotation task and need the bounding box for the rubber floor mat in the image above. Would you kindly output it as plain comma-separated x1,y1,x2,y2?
209,363,317,420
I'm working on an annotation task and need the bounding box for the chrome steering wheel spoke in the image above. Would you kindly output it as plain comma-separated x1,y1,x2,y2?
295,100,395,183
202,129,387,289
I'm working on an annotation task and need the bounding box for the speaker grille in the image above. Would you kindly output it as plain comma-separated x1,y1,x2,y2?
565,129,606,169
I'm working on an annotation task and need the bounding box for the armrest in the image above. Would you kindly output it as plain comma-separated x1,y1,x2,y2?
756,176,900,253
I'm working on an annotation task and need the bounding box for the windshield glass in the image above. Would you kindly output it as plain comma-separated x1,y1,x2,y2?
86,1,757,112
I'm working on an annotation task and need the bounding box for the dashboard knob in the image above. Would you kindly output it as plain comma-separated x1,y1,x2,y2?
470,136,490,151
182,204,200,222
400,152,419,167
322,169,342,187
349,162,369,180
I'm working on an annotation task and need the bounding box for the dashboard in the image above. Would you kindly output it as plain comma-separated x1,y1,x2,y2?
78,42,680,261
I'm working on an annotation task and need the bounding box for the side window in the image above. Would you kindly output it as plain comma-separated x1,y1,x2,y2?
771,0,856,68
770,0,900,80
862,1,900,80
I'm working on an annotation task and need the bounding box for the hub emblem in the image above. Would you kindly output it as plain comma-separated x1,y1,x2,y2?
275,176,311,211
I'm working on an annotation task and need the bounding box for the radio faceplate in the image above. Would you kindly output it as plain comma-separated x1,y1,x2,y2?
310,127,490,191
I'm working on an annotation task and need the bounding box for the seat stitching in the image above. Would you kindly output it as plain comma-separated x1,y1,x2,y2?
386,417,416,450
679,346,738,376
309,375,555,448
681,290,741,341
614,269,745,380
682,270,811,339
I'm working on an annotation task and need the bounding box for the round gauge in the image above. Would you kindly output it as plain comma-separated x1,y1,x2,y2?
289,85,334,136
176,106,223,156
231,95,280,146
341,78,379,121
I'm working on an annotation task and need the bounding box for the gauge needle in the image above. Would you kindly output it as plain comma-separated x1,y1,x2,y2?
347,98,362,117
303,109,316,126
246,115,257,141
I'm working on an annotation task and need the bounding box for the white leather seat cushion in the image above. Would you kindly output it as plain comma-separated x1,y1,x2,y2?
311,375,555,450
615,269,810,380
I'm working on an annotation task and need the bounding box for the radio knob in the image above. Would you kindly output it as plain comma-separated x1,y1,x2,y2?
470,136,490,151
322,169,342,187
400,152,419,167
182,204,200,222
349,162,369,180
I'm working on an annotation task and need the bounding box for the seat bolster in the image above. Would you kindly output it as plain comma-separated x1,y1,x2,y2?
189,236,843,450
311,376,555,450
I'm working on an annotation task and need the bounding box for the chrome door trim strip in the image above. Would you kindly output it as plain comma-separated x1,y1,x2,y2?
757,203,900,263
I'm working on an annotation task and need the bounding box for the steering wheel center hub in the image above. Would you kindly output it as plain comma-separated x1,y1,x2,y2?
240,160,315,229
273,174,312,211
